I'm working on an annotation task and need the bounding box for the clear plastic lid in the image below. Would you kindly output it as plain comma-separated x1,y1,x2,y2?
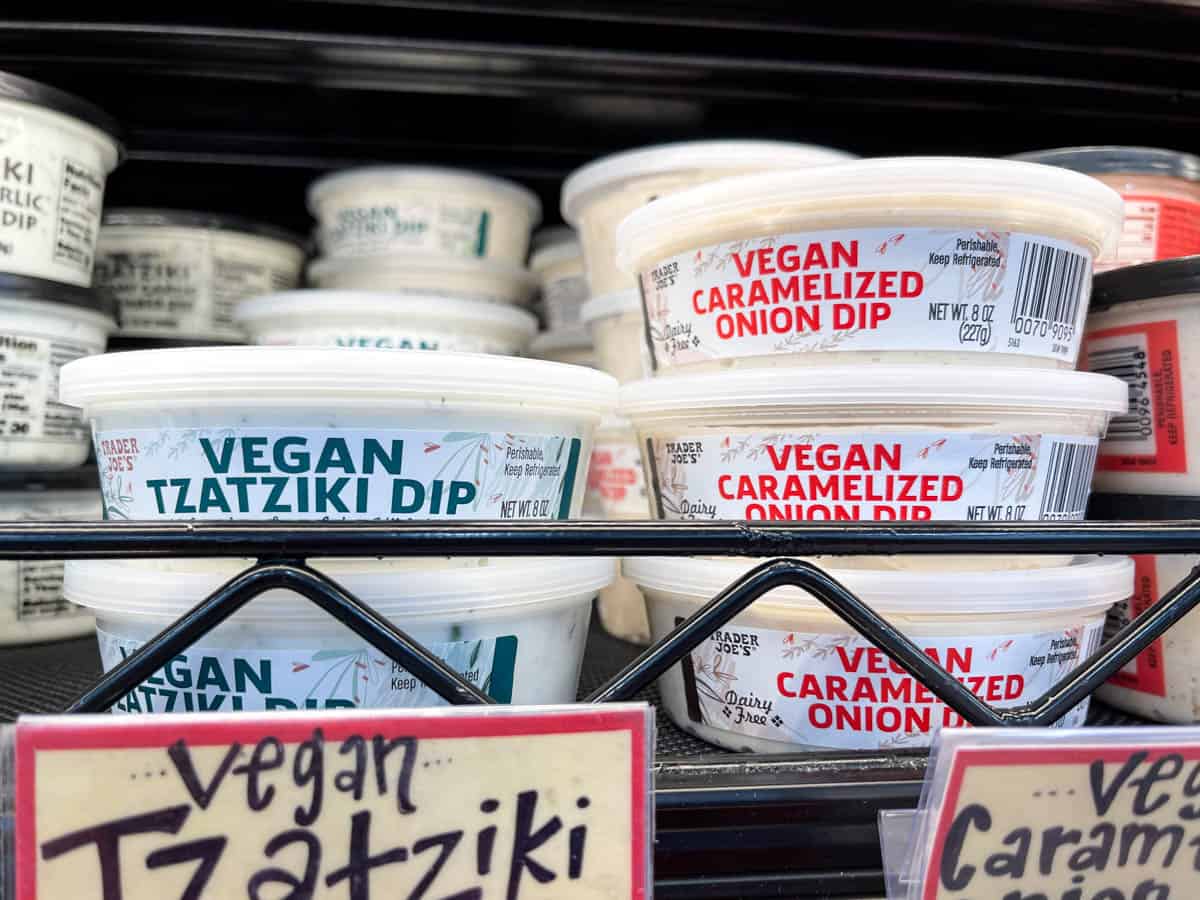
581,289,641,324
529,238,583,273
1012,146,1200,181
102,208,304,248
623,555,1134,615
530,225,577,254
530,326,594,355
562,139,854,223
234,289,538,341
615,157,1125,272
60,346,618,415
67,556,615,620
306,254,538,301
307,165,542,223
619,364,1127,420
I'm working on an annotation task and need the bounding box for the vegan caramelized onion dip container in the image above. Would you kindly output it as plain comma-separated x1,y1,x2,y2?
1088,493,1200,723
529,235,588,330
620,364,1126,525
234,290,538,355
616,157,1124,374
308,166,542,264
67,555,613,712
1081,257,1200,495
306,255,537,307
94,209,305,342
59,347,617,521
0,72,122,286
0,274,114,470
563,140,853,296
1014,147,1200,271
582,289,649,384
626,555,1132,752
0,467,101,646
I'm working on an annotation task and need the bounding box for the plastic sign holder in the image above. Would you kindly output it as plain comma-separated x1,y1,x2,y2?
7,704,653,899
883,726,1200,900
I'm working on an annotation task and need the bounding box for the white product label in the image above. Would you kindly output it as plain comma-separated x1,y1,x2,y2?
680,619,1103,749
94,233,301,336
259,328,514,354
95,427,584,521
325,200,492,259
542,274,589,330
0,112,108,285
649,432,1098,521
0,332,98,445
15,560,80,621
640,228,1091,369
584,438,648,519
97,629,520,713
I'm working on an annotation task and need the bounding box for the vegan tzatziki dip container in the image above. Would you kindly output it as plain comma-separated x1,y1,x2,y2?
60,346,617,521
309,166,542,264
626,554,1132,752
616,157,1124,373
0,71,122,286
234,290,538,355
94,208,305,342
67,555,613,712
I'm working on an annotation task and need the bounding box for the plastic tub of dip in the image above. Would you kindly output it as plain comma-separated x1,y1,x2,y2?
309,166,542,264
307,255,537,307
530,326,597,367
61,347,617,521
626,554,1132,752
95,209,305,342
67,555,613,712
1088,492,1200,724
582,289,649,383
616,157,1124,374
1081,256,1200,495
234,290,538,355
563,140,853,296
0,274,114,470
1014,147,1200,271
529,235,588,330
584,415,652,644
0,72,122,287
621,364,1125,525
0,467,101,646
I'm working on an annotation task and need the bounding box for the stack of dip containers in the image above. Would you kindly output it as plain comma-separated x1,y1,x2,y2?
1082,257,1200,723
0,73,119,646
615,156,1134,751
562,140,855,639
60,346,619,712
1015,147,1200,271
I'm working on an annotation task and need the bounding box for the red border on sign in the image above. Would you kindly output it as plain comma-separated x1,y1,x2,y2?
921,743,1200,900
15,707,650,900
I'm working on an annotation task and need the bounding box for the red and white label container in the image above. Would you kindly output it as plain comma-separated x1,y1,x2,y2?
1015,146,1200,271
1082,256,1200,495
615,158,1123,373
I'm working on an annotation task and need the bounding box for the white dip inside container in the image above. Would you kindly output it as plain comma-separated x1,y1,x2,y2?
307,255,537,307
235,290,537,355
67,556,613,712
0,467,102,645
0,274,114,469
582,289,650,383
95,209,305,342
626,554,1132,751
0,72,122,286
60,346,617,520
616,157,1123,373
309,166,542,264
620,364,1125,524
563,140,852,296
1082,257,1200,495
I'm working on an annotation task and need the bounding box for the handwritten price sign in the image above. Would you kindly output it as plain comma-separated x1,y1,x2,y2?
910,728,1200,900
14,705,652,899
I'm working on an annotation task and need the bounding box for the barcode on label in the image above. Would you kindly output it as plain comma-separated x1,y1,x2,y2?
1011,242,1089,326
1038,440,1098,519
1086,343,1151,445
